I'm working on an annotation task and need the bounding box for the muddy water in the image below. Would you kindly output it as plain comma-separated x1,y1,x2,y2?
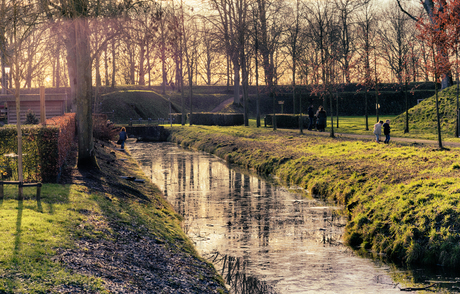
129,142,459,294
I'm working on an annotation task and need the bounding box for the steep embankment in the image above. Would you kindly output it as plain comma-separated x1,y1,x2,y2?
168,125,460,267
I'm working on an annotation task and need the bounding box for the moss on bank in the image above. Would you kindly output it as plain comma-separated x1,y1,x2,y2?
168,125,460,267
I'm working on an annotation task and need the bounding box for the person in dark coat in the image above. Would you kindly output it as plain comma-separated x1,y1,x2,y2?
119,127,127,149
316,106,327,132
308,105,315,130
383,120,391,144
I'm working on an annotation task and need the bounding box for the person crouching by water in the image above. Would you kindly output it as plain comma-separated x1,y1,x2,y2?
373,121,383,143
383,119,391,144
118,127,127,149
316,106,327,132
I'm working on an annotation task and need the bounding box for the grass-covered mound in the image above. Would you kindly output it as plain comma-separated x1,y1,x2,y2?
99,90,181,124
168,125,460,267
99,87,233,124
393,85,460,140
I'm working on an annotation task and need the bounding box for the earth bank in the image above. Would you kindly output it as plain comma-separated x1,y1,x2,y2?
167,125,460,268
0,137,228,293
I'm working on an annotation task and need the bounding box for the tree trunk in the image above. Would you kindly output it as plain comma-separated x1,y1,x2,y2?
56,41,61,88
74,19,96,168
233,55,240,104
139,42,145,86
404,79,409,133
364,87,369,130
111,37,116,88
64,24,76,112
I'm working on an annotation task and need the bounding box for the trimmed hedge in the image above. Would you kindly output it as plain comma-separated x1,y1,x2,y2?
264,114,310,129
189,112,244,126
0,113,75,183
169,113,186,124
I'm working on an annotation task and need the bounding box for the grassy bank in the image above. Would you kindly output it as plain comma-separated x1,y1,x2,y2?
168,125,460,267
0,142,227,293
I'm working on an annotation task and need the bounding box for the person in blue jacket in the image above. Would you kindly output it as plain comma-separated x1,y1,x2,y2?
119,127,127,149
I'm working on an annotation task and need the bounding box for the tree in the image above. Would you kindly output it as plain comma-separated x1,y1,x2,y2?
41,0,136,168
415,0,459,149
1,0,42,198
396,0,453,89
334,0,368,84
355,0,378,131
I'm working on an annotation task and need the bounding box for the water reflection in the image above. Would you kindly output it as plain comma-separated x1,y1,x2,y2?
130,142,452,293
210,252,277,294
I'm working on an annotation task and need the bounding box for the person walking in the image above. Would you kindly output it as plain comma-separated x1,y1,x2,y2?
316,106,327,132
383,119,391,144
373,121,383,143
118,127,127,149
308,105,315,130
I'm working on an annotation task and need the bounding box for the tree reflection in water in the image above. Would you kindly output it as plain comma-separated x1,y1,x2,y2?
209,251,278,294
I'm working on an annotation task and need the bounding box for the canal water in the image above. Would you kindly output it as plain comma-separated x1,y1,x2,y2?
129,142,460,294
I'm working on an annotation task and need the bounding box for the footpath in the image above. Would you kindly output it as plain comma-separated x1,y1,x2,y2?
300,128,460,148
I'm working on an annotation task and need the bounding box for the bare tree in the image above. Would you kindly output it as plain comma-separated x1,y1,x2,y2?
396,0,453,89
334,0,368,84
197,18,223,85
41,0,136,168
355,0,378,130
1,0,42,198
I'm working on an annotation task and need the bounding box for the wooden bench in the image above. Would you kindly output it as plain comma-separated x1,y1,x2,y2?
0,181,42,201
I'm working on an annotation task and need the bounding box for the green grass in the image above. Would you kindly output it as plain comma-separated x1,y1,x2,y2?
0,185,107,293
168,124,460,267
0,145,226,293
98,84,460,143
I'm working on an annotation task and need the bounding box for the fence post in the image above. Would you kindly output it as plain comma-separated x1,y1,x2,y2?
0,182,3,200
36,183,42,201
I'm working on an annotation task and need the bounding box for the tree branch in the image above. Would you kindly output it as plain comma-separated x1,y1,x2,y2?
395,0,418,21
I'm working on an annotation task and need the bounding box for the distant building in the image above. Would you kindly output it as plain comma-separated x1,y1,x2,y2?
0,93,67,124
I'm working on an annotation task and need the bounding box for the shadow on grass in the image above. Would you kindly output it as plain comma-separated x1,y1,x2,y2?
14,200,23,252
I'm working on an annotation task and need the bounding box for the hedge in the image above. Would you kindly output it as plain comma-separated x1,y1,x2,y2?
0,113,75,183
264,114,310,129
189,112,244,126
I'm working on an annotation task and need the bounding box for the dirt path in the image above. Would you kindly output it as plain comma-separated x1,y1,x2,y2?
211,97,235,112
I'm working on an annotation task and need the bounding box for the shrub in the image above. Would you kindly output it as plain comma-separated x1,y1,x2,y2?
93,114,118,141
0,113,76,183
25,109,39,125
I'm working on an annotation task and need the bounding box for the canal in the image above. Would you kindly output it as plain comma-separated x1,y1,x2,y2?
129,142,460,294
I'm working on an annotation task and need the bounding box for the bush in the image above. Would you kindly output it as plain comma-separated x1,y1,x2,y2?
93,114,118,141
25,109,39,125
0,113,76,183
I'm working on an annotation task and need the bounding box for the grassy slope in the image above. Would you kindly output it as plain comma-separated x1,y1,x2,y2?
0,142,227,293
99,87,232,124
393,85,460,140
168,125,460,267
